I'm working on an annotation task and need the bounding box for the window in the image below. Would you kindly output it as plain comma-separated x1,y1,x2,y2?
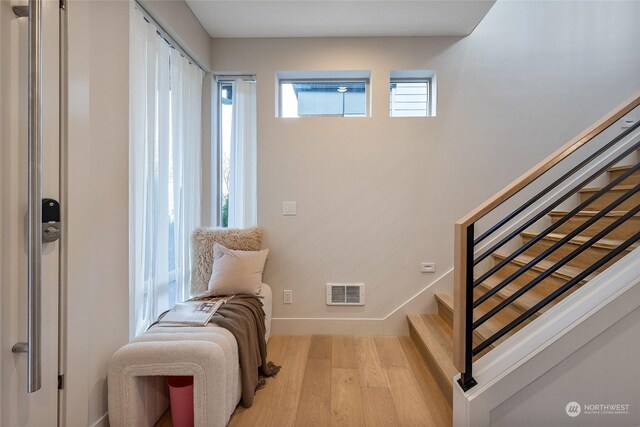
277,71,370,118
218,81,233,227
389,70,436,117
130,5,204,337
215,77,257,228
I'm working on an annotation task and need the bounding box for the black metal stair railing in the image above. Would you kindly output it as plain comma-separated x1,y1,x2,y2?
473,202,640,336
455,95,640,392
473,140,640,269
474,164,640,308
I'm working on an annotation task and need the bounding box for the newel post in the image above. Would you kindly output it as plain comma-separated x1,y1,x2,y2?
454,222,477,391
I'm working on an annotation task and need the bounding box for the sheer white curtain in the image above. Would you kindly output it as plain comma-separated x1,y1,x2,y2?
227,79,257,228
130,7,204,337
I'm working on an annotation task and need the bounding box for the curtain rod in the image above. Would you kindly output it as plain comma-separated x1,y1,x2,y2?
134,2,205,72
215,75,256,82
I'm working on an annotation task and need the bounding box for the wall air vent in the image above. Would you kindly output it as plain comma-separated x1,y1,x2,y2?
326,283,365,306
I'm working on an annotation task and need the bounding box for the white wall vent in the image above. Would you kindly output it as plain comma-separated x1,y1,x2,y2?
326,283,365,306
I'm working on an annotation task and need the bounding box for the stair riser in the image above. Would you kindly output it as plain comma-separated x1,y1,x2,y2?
472,311,531,356
521,235,630,272
408,324,453,403
471,298,521,350
579,188,639,210
433,298,492,357
549,214,639,240
437,294,515,352
476,281,550,316
471,287,533,323
474,280,583,347
491,259,570,295
436,298,453,327
609,167,640,185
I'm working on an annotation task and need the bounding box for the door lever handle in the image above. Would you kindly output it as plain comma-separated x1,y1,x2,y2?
12,342,28,353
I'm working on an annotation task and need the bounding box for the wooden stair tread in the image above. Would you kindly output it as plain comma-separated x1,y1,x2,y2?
434,293,454,312
434,292,525,344
475,276,547,316
521,230,638,251
406,314,456,401
607,164,640,175
421,314,453,350
608,164,636,172
549,210,639,218
579,184,636,194
493,252,595,283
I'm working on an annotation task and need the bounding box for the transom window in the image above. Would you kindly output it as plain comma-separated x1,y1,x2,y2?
277,71,371,118
389,70,436,117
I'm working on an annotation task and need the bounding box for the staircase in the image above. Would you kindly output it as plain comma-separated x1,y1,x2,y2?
407,109,640,413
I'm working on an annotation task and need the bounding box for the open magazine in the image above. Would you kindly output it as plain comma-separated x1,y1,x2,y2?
158,296,233,326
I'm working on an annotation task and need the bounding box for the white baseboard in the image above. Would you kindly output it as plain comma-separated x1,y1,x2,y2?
91,412,109,427
271,268,453,335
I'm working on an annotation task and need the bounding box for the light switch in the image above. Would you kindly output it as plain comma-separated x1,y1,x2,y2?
282,201,297,216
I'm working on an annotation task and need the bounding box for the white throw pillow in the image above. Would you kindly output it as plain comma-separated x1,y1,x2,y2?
206,242,269,296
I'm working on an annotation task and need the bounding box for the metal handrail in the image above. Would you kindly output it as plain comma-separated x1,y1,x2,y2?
474,121,640,246
454,92,640,391
474,159,640,293
473,140,640,267
456,92,640,229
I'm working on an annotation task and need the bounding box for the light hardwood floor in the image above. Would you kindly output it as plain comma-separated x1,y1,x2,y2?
156,335,452,427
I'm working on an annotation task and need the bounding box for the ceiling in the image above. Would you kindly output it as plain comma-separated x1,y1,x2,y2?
185,1,496,39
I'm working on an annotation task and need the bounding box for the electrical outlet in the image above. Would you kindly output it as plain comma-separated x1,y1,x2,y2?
283,290,293,304
421,262,436,273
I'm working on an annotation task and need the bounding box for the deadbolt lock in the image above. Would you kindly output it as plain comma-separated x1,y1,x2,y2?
42,199,61,243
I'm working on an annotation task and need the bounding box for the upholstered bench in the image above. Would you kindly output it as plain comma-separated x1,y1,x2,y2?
108,227,271,427
108,283,272,427
108,325,240,426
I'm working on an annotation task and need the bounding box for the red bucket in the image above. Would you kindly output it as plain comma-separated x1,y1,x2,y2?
167,376,194,427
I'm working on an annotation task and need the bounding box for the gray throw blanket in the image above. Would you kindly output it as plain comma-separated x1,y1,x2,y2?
205,294,280,407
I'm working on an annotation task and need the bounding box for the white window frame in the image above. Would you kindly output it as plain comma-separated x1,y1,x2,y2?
215,77,233,227
213,75,257,228
389,70,437,117
276,70,371,118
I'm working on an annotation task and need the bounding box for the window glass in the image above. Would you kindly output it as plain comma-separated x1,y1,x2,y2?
216,78,257,228
219,82,233,227
280,80,368,117
390,79,431,117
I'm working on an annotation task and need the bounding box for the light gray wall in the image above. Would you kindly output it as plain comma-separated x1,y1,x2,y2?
209,0,640,334
64,1,212,425
491,306,640,427
65,1,130,425
138,0,211,70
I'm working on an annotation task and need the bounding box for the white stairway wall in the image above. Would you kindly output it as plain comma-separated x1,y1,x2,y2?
491,306,640,426
453,248,640,427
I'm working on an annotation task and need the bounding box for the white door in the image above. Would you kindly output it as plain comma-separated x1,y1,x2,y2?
0,0,61,425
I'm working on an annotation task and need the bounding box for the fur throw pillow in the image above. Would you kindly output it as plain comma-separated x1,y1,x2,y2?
191,227,263,296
